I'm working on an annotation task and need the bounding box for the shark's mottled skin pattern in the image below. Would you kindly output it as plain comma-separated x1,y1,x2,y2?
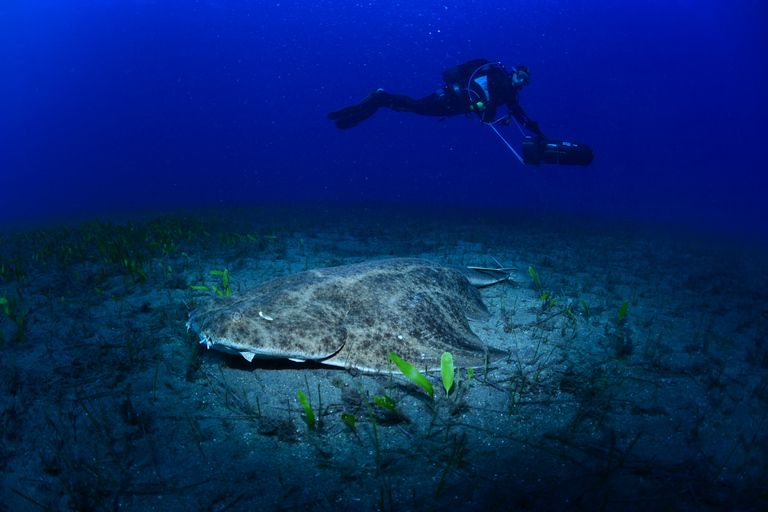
187,258,507,373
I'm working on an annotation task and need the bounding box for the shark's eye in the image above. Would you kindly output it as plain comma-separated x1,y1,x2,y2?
232,312,243,322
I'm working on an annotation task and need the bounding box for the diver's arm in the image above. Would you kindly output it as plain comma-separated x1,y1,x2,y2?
507,103,547,139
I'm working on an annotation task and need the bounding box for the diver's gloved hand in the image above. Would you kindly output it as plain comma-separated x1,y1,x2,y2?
497,117,511,126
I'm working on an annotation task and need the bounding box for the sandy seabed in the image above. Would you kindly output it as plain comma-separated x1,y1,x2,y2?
1,204,766,511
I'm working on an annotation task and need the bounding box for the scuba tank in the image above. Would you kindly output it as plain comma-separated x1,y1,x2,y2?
441,59,491,85
440,59,494,112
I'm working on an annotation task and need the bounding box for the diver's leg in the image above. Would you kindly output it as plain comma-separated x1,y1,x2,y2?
328,90,460,129
386,93,455,116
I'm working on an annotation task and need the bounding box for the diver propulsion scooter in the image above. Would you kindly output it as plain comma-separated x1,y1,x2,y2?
488,123,595,167
522,136,594,166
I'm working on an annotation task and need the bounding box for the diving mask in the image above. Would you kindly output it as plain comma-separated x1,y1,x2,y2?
512,70,530,88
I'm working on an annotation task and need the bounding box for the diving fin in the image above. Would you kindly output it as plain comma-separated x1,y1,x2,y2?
328,89,388,129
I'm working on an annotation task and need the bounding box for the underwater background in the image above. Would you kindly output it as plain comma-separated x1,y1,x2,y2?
1,0,766,237
2,1,768,511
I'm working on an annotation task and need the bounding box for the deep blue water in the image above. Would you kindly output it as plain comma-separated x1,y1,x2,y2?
1,0,766,238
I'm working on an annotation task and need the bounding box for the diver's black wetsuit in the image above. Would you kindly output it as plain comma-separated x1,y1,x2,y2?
328,58,545,136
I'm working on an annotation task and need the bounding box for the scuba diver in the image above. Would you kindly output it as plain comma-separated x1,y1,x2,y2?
328,58,594,166
327,58,546,138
